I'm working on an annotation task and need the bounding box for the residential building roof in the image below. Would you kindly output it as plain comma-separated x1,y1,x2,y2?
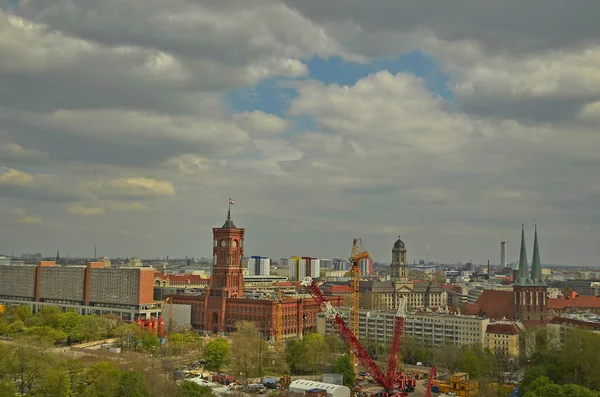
471,289,515,319
486,322,521,335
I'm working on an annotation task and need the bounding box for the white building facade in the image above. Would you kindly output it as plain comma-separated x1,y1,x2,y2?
317,308,489,347
247,256,271,276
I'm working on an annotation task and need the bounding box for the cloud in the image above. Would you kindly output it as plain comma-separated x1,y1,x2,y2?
233,110,290,138
0,167,37,186
107,201,148,212
0,205,44,225
1,1,599,264
67,203,106,216
15,215,43,225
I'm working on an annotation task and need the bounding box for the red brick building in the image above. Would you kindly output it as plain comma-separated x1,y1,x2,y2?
170,206,342,339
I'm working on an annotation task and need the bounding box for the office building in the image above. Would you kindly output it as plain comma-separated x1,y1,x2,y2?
0,261,160,320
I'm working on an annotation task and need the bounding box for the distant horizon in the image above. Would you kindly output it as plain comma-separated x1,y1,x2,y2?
3,252,597,270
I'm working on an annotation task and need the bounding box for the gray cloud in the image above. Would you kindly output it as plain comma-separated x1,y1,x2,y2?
284,0,600,55
0,2,598,265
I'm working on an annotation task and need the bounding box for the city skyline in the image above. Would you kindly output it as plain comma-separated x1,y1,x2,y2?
1,1,600,265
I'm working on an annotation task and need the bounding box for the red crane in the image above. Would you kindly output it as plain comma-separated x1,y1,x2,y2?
425,366,437,397
301,277,415,397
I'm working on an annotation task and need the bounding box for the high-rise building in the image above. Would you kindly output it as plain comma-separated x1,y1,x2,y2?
358,257,374,274
288,256,302,281
333,258,349,271
247,256,271,276
501,241,507,268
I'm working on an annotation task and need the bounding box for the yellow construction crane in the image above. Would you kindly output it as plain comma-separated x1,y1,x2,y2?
276,289,283,350
350,238,370,375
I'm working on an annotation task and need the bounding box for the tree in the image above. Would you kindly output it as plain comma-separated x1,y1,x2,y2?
522,376,598,397
229,321,265,378
24,325,67,344
57,311,82,337
84,361,122,396
73,315,109,343
304,333,332,372
332,354,356,387
0,380,18,397
204,338,229,373
35,367,71,397
116,371,149,397
177,382,216,397
285,339,305,374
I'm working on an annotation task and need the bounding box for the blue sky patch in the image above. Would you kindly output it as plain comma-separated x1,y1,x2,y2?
226,50,453,128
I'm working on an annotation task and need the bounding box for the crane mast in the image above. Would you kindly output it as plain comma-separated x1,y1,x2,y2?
350,238,369,375
301,276,392,389
425,366,437,397
385,298,407,383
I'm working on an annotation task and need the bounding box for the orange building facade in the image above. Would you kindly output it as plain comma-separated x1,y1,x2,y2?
171,206,342,339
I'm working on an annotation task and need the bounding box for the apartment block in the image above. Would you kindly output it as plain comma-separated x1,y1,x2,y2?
0,264,36,300
0,262,160,320
317,307,489,347
247,256,271,276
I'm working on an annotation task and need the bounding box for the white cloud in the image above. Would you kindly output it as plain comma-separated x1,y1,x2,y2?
233,110,290,138
67,203,106,216
101,177,176,198
288,71,474,154
0,167,37,186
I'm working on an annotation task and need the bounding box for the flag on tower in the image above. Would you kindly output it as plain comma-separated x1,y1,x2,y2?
229,198,235,205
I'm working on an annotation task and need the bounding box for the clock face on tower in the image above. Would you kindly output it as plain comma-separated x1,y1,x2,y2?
220,239,227,247
232,240,238,247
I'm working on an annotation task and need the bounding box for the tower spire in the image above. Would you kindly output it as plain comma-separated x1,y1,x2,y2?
222,198,236,228
514,223,532,286
531,222,546,286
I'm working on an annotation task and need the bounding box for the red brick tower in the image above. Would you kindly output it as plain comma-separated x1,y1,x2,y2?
204,201,245,333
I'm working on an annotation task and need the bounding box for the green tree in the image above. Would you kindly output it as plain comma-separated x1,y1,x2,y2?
229,321,266,378
204,338,229,373
0,380,18,397
285,339,305,374
523,376,598,397
7,319,25,335
73,316,108,343
24,325,67,344
304,333,331,372
57,311,82,339
332,354,356,387
116,371,149,397
34,367,71,397
176,382,216,397
83,361,122,397
39,305,62,328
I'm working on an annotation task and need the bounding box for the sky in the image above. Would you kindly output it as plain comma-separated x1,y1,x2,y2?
1,1,599,265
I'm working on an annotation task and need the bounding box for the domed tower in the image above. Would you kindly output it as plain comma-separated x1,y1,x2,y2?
391,236,409,281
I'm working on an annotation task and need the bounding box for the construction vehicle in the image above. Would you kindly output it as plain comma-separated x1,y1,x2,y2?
350,238,369,375
301,276,425,397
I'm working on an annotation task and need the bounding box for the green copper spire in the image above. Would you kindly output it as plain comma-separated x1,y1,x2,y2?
531,222,546,286
514,223,532,286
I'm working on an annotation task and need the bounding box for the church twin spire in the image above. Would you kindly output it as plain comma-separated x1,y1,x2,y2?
514,222,545,286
